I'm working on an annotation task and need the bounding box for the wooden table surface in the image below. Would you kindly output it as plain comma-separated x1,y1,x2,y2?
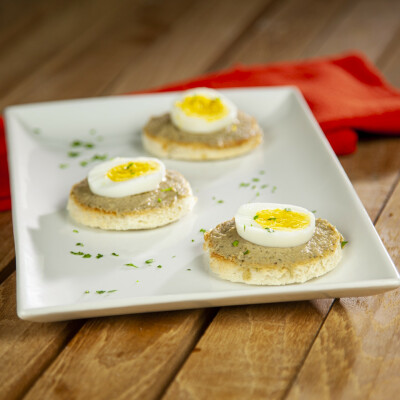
1,0,400,398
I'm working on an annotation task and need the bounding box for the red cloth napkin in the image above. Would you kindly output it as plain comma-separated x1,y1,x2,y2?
1,52,400,212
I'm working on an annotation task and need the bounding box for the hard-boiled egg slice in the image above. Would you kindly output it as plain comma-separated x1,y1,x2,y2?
171,88,237,133
235,203,315,247
88,157,165,198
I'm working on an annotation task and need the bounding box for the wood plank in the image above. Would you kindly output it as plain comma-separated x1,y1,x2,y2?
107,0,271,93
0,0,55,48
301,0,400,62
163,300,331,400
379,32,400,87
0,211,14,281
161,0,400,398
24,309,216,400
0,273,83,400
0,0,116,96
340,137,400,221
286,177,400,400
210,0,351,69
0,0,192,110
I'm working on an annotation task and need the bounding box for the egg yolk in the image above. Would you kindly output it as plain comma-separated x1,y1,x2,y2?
255,209,310,231
107,161,159,182
176,95,228,121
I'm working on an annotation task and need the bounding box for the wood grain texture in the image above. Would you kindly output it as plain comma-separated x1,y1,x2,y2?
340,137,400,221
0,274,82,400
24,309,215,400
163,300,331,400
0,211,14,280
211,0,351,69
0,0,117,96
302,0,400,61
108,0,272,93
286,178,400,400
0,0,192,111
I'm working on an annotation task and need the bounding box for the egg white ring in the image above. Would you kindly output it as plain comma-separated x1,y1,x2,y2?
171,88,238,134
88,157,166,198
235,203,316,248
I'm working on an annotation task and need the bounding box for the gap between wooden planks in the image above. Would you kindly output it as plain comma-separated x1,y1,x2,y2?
0,0,399,399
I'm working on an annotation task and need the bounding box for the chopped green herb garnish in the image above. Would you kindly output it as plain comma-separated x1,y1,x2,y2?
157,265,162,269
172,255,176,258
145,259,154,264
70,251,84,256
71,140,82,147
96,290,106,294
212,196,216,200
265,228,274,233
80,160,88,167
191,239,195,242
243,250,249,255
59,163,68,169
107,290,117,293
251,185,256,189
253,215,259,220
84,290,90,294
73,229,79,233
96,254,103,259
157,198,162,203
284,208,291,212
261,184,268,189
125,263,138,268
199,228,206,233
267,217,277,221
312,210,317,214
92,154,108,161
244,225,246,231
217,200,224,203
240,183,250,187
341,241,348,249
83,253,92,258
259,170,265,175
256,192,260,197
232,240,239,247
76,242,84,246
187,268,191,271
111,252,119,256
68,151,80,158
271,186,277,193
161,187,173,192
85,142,94,149
252,178,260,182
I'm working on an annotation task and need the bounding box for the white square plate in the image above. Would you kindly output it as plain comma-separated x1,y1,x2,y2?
5,88,399,322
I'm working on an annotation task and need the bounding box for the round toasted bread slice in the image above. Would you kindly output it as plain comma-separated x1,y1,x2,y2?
67,170,196,230
142,110,263,161
204,218,343,285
